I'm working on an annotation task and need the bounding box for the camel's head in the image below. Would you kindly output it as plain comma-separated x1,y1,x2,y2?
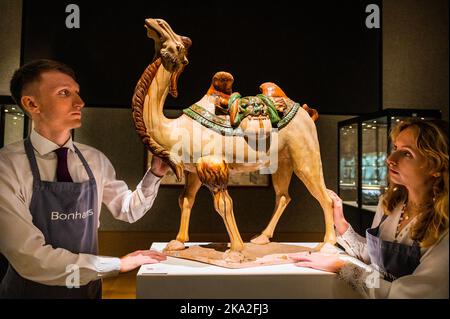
145,18,192,97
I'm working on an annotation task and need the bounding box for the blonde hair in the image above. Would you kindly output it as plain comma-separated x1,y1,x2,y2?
382,118,449,247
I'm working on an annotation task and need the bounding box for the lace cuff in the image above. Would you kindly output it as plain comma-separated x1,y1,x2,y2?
340,224,366,243
337,262,376,295
336,224,368,261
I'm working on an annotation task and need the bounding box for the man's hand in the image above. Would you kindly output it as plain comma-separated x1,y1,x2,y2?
119,250,167,273
288,252,347,273
150,156,170,177
326,189,350,236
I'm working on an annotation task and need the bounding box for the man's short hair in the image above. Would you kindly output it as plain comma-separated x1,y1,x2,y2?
10,59,76,111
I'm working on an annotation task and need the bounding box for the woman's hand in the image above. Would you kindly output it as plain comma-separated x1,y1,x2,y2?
288,252,346,273
119,250,167,273
327,189,349,236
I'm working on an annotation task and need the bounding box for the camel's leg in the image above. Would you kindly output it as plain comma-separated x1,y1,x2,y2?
166,172,202,251
211,189,244,253
251,157,294,245
196,156,245,259
290,143,336,250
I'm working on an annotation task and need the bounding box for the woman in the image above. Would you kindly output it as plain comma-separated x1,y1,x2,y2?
289,118,448,298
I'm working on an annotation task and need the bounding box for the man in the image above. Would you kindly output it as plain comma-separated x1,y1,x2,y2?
0,59,169,298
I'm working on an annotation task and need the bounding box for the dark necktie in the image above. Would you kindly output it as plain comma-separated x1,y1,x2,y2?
54,147,73,182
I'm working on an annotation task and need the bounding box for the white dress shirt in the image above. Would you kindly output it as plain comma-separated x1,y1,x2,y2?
336,198,449,298
0,130,162,286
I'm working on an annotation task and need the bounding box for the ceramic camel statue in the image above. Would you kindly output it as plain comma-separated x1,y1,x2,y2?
132,18,336,261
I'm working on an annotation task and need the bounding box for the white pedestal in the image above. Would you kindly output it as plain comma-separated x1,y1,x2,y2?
136,242,362,299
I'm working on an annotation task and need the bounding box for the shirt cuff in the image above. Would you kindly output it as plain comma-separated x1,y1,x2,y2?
339,223,355,240
91,256,121,278
139,168,162,194
338,223,365,247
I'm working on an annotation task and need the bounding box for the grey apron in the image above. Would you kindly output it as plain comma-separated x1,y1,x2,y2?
366,214,421,282
0,138,101,299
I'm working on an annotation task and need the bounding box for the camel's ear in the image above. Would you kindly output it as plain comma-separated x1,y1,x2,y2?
180,36,192,51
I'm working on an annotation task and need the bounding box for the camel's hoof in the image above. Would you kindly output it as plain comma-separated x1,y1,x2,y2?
250,234,271,245
324,235,337,246
312,242,339,254
164,240,185,252
312,242,325,252
319,242,341,254
223,250,245,263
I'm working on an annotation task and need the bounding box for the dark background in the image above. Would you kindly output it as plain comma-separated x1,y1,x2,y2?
22,0,381,114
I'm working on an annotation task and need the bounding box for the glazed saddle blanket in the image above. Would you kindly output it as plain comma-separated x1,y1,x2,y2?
183,101,301,137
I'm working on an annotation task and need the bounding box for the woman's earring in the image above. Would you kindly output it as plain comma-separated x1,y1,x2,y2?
432,177,440,202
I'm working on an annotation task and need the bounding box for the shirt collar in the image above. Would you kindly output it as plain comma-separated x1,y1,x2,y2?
30,129,75,156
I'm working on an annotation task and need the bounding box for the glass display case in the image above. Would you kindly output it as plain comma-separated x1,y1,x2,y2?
1,100,29,148
338,108,442,212
339,123,358,206
361,116,388,208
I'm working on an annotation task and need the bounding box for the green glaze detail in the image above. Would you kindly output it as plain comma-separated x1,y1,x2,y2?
228,92,241,108
183,98,301,135
277,102,301,129
257,94,281,125
183,105,244,136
